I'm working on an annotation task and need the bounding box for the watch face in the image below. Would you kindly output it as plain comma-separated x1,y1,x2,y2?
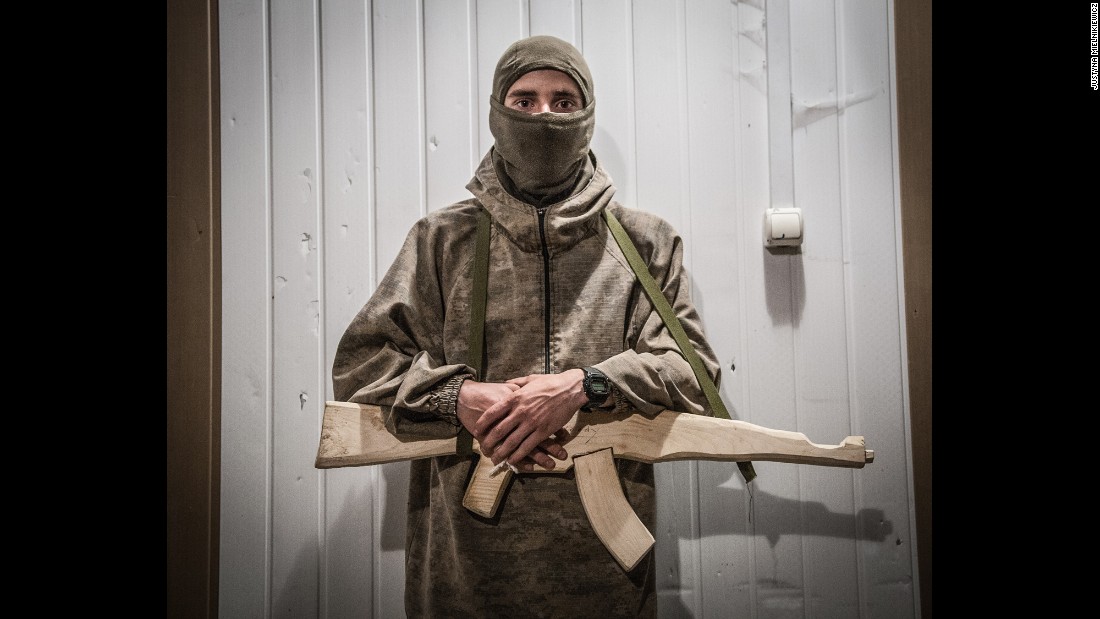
582,369,610,411
586,369,610,397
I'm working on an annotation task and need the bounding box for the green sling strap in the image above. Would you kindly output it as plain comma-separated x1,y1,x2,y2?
455,207,492,456
467,207,492,378
603,209,757,484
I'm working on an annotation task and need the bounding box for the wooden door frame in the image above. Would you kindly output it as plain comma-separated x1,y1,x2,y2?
167,1,220,617
894,0,933,616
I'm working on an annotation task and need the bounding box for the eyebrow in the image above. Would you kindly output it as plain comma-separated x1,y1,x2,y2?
506,88,581,99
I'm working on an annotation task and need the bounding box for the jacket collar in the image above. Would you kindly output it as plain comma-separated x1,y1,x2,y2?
466,149,616,254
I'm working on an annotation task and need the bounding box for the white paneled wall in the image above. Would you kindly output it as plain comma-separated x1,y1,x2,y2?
220,1,917,617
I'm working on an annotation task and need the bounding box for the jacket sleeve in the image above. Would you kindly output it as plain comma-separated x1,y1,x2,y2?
593,216,722,418
331,216,476,435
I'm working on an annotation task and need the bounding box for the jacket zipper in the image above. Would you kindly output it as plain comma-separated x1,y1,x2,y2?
537,207,551,374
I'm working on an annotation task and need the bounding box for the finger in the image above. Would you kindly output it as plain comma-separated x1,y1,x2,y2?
513,455,541,473
538,438,568,461
509,437,570,471
476,398,516,443
507,432,552,469
510,443,557,470
530,447,558,470
493,422,534,465
480,412,527,456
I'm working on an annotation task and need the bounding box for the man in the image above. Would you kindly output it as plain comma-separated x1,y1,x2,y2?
332,35,722,618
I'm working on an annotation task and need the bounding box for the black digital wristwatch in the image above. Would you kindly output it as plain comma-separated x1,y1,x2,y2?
581,367,612,411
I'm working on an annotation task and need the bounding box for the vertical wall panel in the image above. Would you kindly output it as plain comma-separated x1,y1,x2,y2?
631,0,687,232
476,0,529,156
424,0,479,211
581,0,636,208
838,0,918,616
727,0,772,422
530,0,579,42
630,2,701,616
684,2,749,618
370,4,425,615
219,0,272,616
746,1,806,616
788,0,861,614
684,2,756,618
269,1,324,616
373,0,426,263
320,0,375,616
700,5,762,612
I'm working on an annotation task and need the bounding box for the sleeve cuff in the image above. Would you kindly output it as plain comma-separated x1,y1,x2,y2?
429,373,473,426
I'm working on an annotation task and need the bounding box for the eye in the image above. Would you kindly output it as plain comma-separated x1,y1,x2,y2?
554,98,581,112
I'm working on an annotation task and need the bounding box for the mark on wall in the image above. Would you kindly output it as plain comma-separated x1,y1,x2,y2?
792,86,882,129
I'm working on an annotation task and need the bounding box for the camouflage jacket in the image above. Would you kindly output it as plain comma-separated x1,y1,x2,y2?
332,150,721,618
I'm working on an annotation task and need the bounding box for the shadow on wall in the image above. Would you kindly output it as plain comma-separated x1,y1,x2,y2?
721,480,890,547
303,463,890,616
653,467,892,618
763,245,807,327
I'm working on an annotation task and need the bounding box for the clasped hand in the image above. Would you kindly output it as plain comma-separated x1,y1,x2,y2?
456,369,587,471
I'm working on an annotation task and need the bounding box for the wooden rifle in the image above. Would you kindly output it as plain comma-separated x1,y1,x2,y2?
315,401,873,571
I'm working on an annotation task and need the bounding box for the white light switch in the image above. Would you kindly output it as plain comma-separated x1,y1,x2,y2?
764,207,803,248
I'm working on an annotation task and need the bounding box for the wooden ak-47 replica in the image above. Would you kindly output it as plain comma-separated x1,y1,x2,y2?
314,401,874,572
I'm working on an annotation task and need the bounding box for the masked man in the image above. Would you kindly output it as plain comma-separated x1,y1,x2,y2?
333,35,722,618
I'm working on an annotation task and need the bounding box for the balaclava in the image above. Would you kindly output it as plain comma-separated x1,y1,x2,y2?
489,35,595,206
